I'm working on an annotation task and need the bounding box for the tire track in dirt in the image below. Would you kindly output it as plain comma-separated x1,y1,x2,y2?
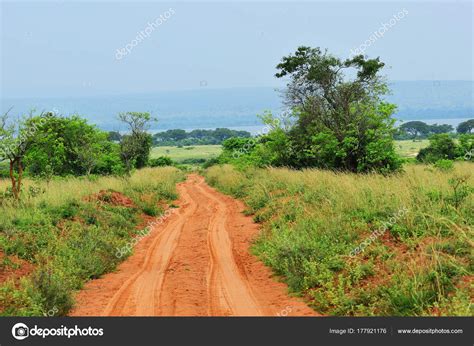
195,181,263,316
102,186,197,316
70,174,316,316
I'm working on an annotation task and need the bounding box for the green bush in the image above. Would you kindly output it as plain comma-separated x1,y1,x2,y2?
149,156,174,167
417,134,457,163
434,159,454,172
29,266,74,315
24,113,124,177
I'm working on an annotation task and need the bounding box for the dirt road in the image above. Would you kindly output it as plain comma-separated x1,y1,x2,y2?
70,175,316,316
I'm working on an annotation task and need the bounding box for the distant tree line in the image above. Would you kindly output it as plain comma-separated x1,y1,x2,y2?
395,119,473,140
151,128,251,146
457,119,474,134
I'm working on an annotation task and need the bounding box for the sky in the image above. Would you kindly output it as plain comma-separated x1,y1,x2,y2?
1,0,472,97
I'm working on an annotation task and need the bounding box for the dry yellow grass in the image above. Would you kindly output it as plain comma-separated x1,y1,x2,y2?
0,166,185,316
0,167,183,209
205,162,473,316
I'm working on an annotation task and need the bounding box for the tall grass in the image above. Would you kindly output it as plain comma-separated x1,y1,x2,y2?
205,163,473,316
0,167,180,207
0,167,184,316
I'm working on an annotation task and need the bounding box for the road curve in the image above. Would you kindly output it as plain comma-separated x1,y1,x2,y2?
70,174,316,316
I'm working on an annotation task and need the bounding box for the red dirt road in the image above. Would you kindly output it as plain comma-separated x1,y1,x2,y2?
70,175,316,316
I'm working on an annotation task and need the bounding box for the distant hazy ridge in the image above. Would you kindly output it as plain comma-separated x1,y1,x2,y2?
1,81,472,132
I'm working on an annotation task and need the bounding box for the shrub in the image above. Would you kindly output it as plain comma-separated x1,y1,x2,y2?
457,134,474,160
24,113,124,177
149,156,174,167
29,266,74,315
434,159,454,172
417,134,457,163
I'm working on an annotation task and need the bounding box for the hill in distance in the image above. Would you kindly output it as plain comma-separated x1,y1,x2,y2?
1,81,472,133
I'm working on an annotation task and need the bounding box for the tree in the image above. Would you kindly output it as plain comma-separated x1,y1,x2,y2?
0,110,43,199
75,130,107,175
416,134,457,163
118,112,154,173
24,113,123,177
429,123,453,134
120,135,139,173
107,131,122,142
271,46,400,173
153,128,251,146
399,121,430,140
457,119,474,134
165,129,187,141
118,112,154,135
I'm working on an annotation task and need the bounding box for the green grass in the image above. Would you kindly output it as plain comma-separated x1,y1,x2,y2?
0,167,185,316
205,163,473,316
149,140,426,164
151,145,222,163
395,140,430,158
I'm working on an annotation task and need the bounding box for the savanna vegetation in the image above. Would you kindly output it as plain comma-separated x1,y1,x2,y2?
204,47,473,316
0,168,183,316
417,134,474,163
0,109,185,316
394,121,455,140
217,47,403,173
150,145,222,164
1,44,472,317
205,164,473,316
152,128,251,146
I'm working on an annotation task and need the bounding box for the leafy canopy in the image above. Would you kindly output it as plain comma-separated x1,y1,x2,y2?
248,46,402,173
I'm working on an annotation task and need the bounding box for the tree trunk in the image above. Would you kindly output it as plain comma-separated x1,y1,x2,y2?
9,159,18,200
17,159,23,198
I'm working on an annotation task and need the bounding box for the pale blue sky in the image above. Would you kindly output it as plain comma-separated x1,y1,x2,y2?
1,1,472,97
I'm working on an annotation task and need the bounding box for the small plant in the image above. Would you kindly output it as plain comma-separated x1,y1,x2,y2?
446,175,472,208
142,205,159,217
98,191,113,202
59,200,80,219
30,267,74,316
0,256,20,270
28,185,44,198
434,159,454,172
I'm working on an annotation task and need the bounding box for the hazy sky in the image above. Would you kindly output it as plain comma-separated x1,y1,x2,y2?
1,1,472,97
